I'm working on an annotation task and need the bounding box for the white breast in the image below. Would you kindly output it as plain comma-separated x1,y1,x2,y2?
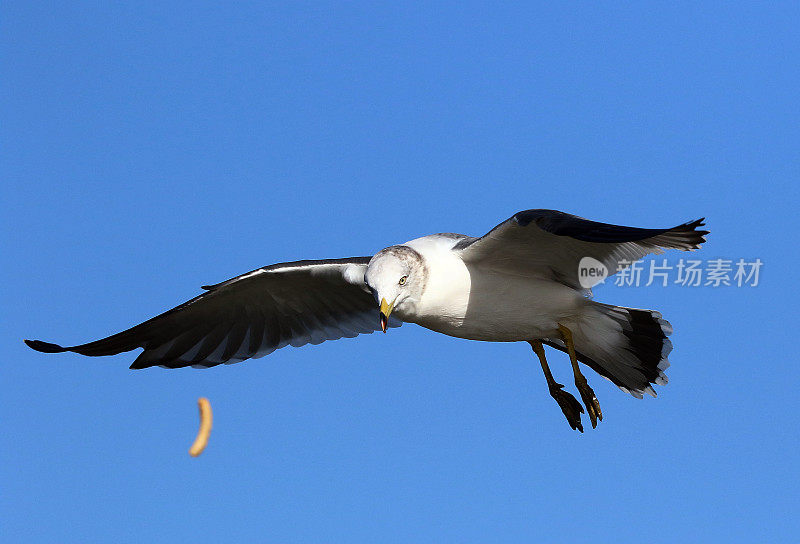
401,235,584,342
401,236,472,330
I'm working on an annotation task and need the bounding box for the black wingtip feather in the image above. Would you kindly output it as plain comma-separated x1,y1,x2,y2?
24,339,68,353
673,217,710,249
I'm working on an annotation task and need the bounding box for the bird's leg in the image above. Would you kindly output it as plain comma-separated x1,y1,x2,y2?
557,324,603,428
529,340,584,432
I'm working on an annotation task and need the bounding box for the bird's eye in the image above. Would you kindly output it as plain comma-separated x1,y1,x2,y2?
398,275,408,286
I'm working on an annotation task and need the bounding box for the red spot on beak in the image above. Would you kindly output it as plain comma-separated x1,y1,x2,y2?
379,312,388,333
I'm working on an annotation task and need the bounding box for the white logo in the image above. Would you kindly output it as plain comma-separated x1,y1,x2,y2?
578,257,608,289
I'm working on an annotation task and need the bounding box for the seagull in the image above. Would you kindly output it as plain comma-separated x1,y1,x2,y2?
26,209,708,432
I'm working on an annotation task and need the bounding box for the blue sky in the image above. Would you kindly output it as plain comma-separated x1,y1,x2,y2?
2,2,798,542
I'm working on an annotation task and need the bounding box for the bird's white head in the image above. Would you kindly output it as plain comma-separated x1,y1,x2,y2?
365,245,427,332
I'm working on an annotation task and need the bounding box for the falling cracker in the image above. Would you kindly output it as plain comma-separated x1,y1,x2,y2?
189,397,213,457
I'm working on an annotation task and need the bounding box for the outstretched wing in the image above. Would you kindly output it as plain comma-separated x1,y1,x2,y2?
25,257,400,369
455,209,708,290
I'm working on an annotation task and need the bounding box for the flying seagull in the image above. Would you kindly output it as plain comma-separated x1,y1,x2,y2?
26,209,708,432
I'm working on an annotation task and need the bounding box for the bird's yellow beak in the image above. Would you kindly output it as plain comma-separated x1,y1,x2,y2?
379,298,394,333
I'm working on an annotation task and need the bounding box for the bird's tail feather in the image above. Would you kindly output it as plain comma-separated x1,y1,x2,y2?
544,302,672,398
